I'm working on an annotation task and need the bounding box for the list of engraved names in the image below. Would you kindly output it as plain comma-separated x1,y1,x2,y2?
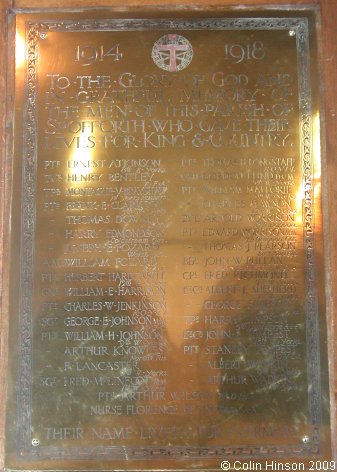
23,25,310,449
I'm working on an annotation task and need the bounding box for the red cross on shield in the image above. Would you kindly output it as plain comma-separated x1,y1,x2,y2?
157,34,190,72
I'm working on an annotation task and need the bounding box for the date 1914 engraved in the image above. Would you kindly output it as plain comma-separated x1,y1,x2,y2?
75,44,122,66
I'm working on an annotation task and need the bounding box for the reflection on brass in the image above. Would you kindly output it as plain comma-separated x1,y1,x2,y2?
6,10,331,470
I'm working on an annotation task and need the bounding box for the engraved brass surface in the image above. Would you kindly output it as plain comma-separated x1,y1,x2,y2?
6,10,331,470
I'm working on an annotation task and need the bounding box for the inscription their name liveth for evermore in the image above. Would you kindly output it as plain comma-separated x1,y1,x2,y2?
4,9,332,471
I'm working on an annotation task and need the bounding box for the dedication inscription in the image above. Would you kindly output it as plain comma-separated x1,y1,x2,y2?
6,10,331,470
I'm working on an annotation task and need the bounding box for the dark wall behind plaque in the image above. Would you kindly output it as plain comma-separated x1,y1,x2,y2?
2,8,333,471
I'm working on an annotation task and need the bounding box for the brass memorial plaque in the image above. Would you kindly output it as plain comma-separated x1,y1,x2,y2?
5,9,332,471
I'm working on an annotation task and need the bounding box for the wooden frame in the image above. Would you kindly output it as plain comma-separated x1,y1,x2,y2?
1,0,337,469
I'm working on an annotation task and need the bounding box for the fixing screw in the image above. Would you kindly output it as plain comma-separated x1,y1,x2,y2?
289,30,296,37
302,436,310,444
40,32,47,40
32,438,40,446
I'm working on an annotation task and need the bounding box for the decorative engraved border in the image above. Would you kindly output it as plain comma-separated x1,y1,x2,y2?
295,23,322,432
17,22,39,454
18,17,321,461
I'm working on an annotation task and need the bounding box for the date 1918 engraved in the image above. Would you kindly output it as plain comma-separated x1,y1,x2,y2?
223,41,266,63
